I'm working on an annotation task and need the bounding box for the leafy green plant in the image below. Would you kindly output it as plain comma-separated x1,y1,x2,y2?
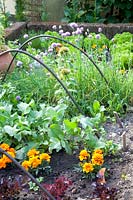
28,177,44,191
64,0,133,23
15,0,25,21
0,1,11,28
110,32,133,69
0,20,5,51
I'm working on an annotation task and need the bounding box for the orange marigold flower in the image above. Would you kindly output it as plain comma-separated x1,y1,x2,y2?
82,162,94,173
92,153,104,166
93,149,103,155
8,147,16,154
0,158,6,169
40,153,51,162
29,156,41,168
79,150,90,161
22,160,31,171
0,143,10,151
27,149,40,158
3,151,15,163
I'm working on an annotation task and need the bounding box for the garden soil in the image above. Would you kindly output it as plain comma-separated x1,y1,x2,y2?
0,112,133,200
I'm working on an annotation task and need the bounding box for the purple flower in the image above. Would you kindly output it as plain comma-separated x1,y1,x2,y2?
16,96,21,101
95,34,100,39
23,34,29,39
48,48,53,53
65,31,71,36
75,28,82,35
59,29,64,34
98,27,102,33
69,22,78,29
16,61,23,67
51,43,58,48
61,33,67,37
80,27,84,32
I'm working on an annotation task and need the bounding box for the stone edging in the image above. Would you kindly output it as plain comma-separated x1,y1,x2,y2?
5,22,133,40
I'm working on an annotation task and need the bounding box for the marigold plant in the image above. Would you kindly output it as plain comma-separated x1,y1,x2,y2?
0,143,16,169
21,148,51,174
79,149,104,176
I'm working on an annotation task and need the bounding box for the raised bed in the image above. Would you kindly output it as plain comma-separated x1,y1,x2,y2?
5,22,133,40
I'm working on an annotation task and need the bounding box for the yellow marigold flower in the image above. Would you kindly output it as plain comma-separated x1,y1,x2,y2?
61,68,70,75
102,45,107,49
92,44,97,49
92,153,104,166
0,158,6,169
22,160,31,171
119,69,126,75
93,149,103,155
58,46,69,55
98,48,103,52
40,153,51,162
27,149,40,158
82,162,94,173
0,143,10,151
29,156,41,168
79,150,90,161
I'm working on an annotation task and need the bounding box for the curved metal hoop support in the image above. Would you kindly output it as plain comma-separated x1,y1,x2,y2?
0,49,84,114
1,34,111,91
0,148,56,200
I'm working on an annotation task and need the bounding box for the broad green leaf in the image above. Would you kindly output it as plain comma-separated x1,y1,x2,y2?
49,124,64,140
3,125,18,136
0,89,6,99
16,146,28,160
49,137,62,153
14,132,22,142
93,100,100,113
95,138,106,149
61,140,72,154
80,116,93,129
64,119,77,133
17,102,31,115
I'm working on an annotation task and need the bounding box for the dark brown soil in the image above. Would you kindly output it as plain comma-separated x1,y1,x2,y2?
0,113,133,200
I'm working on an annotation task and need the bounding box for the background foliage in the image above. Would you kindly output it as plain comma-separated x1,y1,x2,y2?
64,0,133,23
14,0,133,23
